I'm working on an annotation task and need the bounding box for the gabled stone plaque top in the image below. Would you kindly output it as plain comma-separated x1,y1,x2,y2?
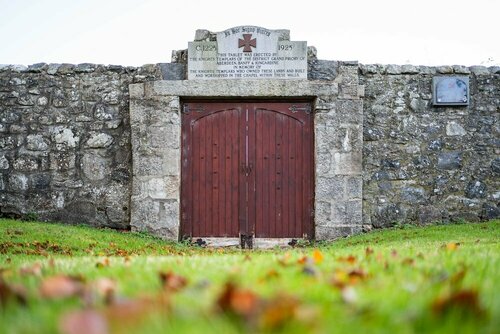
188,26,307,80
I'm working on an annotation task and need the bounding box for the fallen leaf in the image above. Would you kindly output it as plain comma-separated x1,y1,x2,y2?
445,242,460,251
390,249,398,258
259,294,300,330
19,262,42,276
401,258,415,266
159,271,188,292
59,310,108,334
93,278,117,305
365,247,374,257
312,250,324,264
260,269,280,282
104,296,164,326
40,275,85,299
95,258,110,268
0,280,27,306
432,289,483,317
277,252,292,267
217,282,260,318
337,255,357,265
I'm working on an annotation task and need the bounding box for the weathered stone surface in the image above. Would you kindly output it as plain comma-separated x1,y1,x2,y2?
26,134,50,151
361,63,498,228
0,63,161,225
446,121,466,136
51,127,79,150
1,56,497,240
437,151,462,170
85,133,114,148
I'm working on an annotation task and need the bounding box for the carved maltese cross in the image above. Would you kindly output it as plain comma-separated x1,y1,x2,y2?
238,34,257,52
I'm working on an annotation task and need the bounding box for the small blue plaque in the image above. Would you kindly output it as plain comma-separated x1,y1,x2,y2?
433,76,469,106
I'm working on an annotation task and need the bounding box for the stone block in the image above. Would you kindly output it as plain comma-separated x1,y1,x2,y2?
446,121,466,136
85,132,114,148
50,152,76,171
347,176,362,199
465,180,487,199
9,173,29,191
29,173,51,190
315,225,357,240
81,152,112,181
131,198,179,241
51,127,79,150
437,151,462,170
315,200,332,223
331,152,362,175
26,134,50,151
346,200,363,224
13,156,39,171
316,176,345,200
401,187,427,204
159,63,186,80
0,155,10,169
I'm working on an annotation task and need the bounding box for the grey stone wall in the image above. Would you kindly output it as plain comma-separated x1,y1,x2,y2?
0,63,162,227
1,59,498,238
360,64,500,228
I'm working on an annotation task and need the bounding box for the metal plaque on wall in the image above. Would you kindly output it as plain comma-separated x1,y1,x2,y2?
433,76,469,106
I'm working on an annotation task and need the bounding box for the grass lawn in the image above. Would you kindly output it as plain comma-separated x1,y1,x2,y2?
0,219,499,334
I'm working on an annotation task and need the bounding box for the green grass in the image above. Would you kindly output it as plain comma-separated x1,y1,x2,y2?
0,219,499,334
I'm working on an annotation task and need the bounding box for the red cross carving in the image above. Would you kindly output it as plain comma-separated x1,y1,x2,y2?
238,34,257,52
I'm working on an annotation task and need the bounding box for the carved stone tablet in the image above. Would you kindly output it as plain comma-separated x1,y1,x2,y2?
433,76,469,106
188,26,307,80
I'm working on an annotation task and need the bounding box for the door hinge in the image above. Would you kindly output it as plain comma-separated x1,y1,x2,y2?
288,104,311,114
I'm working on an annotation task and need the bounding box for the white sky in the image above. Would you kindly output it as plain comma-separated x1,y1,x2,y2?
0,0,499,66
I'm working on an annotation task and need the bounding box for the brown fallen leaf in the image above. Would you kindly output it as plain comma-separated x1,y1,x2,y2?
59,310,108,334
277,252,292,267
0,280,28,306
93,278,117,305
217,282,260,318
401,258,415,266
337,255,357,265
259,294,300,330
159,271,188,292
19,262,43,276
365,247,374,257
260,269,280,282
40,275,85,299
432,289,484,317
390,249,398,258
297,256,309,265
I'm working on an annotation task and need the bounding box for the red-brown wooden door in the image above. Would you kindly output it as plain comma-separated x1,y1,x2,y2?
181,101,314,240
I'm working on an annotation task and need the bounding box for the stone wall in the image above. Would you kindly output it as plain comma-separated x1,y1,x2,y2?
0,63,162,228
360,64,499,228
1,59,498,237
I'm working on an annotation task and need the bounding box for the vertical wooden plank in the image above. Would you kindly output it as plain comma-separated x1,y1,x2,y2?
247,104,257,237
231,108,238,236
275,112,284,238
282,114,290,237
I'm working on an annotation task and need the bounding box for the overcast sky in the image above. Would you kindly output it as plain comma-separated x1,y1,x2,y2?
0,0,498,67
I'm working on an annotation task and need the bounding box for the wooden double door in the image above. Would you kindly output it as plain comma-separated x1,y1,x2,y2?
181,101,314,245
